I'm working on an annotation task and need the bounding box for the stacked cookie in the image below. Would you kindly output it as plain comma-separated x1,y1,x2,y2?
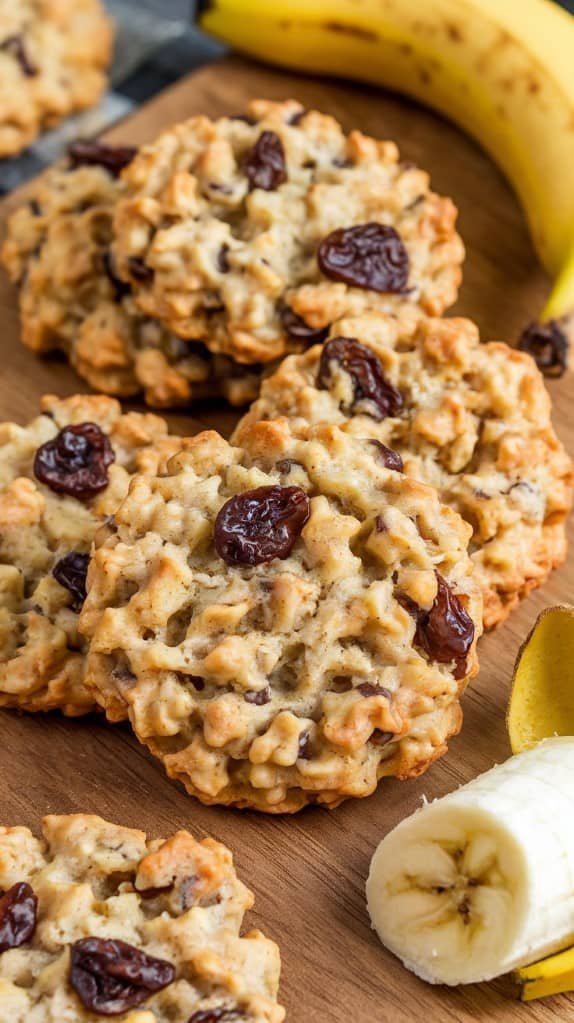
0,99,571,821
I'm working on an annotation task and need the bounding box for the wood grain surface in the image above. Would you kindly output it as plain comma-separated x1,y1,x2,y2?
0,56,572,1023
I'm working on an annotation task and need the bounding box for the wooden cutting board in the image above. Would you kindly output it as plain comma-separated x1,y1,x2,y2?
0,55,572,1023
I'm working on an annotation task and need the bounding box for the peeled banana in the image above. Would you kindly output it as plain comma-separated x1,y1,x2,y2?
366,737,574,986
198,0,574,361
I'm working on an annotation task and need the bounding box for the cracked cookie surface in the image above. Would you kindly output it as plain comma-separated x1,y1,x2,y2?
235,313,573,628
111,98,464,365
0,813,284,1022
81,421,482,813
0,0,113,157
1,156,266,409
0,394,181,716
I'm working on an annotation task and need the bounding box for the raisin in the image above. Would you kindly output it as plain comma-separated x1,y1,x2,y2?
188,1009,243,1023
0,35,37,76
298,732,312,759
69,937,175,1014
370,439,404,472
68,141,137,177
244,687,271,705
397,573,474,679
34,423,115,500
0,883,37,953
371,730,394,746
244,131,287,191
518,319,569,378
357,683,391,699
127,256,154,283
375,515,387,533
214,485,310,566
103,251,131,301
317,223,409,293
217,244,231,273
318,337,403,421
280,306,329,345
52,552,90,611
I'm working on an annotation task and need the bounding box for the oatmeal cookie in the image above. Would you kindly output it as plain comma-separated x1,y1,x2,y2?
235,313,574,628
0,813,284,1022
1,150,265,408
80,421,482,813
111,98,464,364
0,0,113,157
0,394,181,716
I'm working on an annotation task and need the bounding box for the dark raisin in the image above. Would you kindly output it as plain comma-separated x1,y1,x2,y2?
397,573,474,680
244,131,287,191
0,883,38,953
0,35,37,76
188,1009,242,1023
330,675,353,693
214,485,310,566
280,306,329,345
370,439,404,472
244,687,271,705
68,141,137,177
371,730,394,746
69,937,175,1014
127,256,154,283
298,732,312,759
34,423,115,500
317,222,409,293
374,515,387,533
52,552,90,611
357,683,392,699
103,251,131,301
318,336,403,421
217,244,230,273
518,319,569,378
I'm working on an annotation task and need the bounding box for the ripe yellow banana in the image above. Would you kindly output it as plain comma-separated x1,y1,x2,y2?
197,0,574,367
516,945,574,1001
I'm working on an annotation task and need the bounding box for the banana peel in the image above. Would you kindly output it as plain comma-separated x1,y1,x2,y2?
507,605,574,754
515,945,574,1002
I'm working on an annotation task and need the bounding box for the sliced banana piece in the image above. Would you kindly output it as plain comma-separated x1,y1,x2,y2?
366,737,574,985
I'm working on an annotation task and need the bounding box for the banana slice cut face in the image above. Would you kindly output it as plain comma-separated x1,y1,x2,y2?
367,737,574,985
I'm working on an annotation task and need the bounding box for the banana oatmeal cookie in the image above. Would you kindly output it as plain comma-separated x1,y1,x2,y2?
0,0,113,157
235,313,573,628
1,150,265,408
0,394,181,716
0,813,284,1022
80,421,482,813
111,99,464,364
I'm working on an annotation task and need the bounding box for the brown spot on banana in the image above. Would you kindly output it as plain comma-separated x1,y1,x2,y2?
322,21,379,43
